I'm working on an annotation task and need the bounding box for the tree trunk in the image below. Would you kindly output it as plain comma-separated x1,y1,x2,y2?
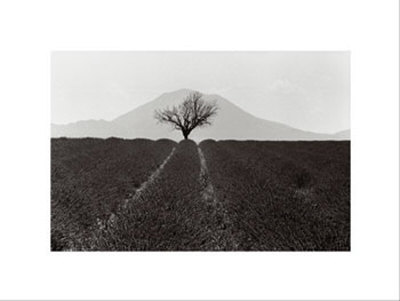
182,128,192,140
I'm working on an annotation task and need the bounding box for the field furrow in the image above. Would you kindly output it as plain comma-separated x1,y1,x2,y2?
197,146,239,250
51,138,176,251
52,138,350,251
95,140,217,251
199,140,350,251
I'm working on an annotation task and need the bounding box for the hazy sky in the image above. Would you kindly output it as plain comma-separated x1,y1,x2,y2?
52,51,350,133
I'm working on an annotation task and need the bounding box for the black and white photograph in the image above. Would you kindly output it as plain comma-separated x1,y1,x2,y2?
51,51,350,251
1,0,398,300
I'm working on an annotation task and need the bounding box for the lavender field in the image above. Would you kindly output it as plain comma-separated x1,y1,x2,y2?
51,138,350,251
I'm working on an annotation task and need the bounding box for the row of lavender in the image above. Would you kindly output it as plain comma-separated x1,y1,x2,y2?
200,140,350,251
51,138,350,251
51,138,176,250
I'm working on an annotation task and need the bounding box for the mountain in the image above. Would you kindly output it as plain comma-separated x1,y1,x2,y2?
51,89,347,141
333,129,350,140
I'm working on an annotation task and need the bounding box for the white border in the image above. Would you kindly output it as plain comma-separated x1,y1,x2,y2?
0,0,398,300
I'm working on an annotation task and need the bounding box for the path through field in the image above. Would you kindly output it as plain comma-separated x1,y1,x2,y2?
51,138,350,251
93,146,177,249
197,146,239,250
121,146,176,210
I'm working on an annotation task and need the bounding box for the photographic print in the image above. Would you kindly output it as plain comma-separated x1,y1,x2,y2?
51,51,350,251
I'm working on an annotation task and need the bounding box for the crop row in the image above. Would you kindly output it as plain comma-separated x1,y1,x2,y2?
199,140,350,251
52,138,350,251
51,138,176,251
94,140,218,251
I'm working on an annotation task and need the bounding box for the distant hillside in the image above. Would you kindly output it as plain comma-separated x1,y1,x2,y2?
333,129,350,139
52,89,348,141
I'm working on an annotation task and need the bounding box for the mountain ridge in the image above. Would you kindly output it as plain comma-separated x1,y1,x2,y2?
51,89,350,141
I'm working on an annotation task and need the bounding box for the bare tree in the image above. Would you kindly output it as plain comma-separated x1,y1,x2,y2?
154,92,218,140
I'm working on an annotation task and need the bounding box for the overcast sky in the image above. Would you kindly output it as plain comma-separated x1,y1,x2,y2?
52,51,350,134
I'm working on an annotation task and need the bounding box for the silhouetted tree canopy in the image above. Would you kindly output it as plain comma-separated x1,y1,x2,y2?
154,92,218,140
